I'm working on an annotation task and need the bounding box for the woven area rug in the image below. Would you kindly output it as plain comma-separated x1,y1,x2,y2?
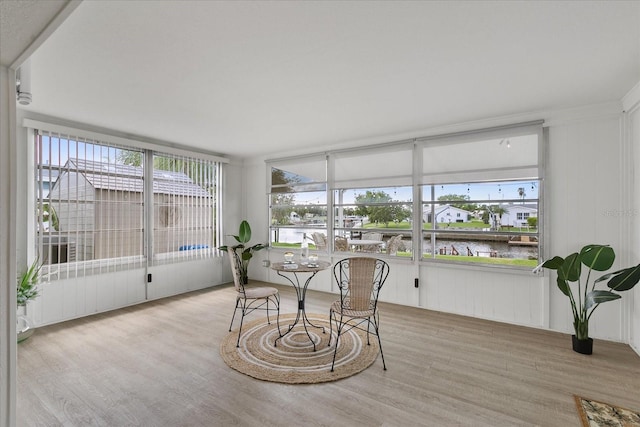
575,395,640,427
220,313,380,384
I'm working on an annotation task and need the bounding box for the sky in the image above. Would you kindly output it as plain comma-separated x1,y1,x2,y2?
292,181,539,206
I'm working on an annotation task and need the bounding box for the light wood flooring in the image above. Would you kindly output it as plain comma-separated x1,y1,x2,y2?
17,282,640,426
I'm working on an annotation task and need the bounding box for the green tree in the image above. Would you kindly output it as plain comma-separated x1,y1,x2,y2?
355,190,410,226
488,206,506,230
117,150,217,193
270,194,296,225
438,194,477,213
518,187,526,203
117,150,143,166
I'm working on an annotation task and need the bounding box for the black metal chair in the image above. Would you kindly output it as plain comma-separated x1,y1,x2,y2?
328,257,390,371
227,248,280,347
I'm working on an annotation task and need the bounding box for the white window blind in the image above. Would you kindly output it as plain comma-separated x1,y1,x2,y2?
418,121,542,184
332,141,414,188
269,155,327,193
36,130,146,279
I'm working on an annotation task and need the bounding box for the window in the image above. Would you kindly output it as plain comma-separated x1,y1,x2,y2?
266,121,543,268
151,151,220,265
268,156,327,252
36,132,146,277
333,186,412,256
33,126,223,279
419,122,542,267
331,142,414,256
422,180,539,266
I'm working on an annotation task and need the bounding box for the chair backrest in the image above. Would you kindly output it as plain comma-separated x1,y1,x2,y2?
386,235,402,255
227,247,245,295
333,257,389,311
312,232,327,250
335,236,349,251
362,232,382,241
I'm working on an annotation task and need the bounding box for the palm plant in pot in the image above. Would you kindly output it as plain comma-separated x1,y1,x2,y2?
540,244,640,354
219,220,266,284
17,258,42,342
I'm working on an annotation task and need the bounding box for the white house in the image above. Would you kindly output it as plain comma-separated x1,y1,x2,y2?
500,204,538,228
425,204,471,224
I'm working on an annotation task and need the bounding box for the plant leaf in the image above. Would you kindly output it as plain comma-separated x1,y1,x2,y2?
580,244,615,271
542,256,564,270
238,220,251,244
585,290,621,310
607,264,640,292
241,250,252,261
251,243,266,252
556,277,572,297
558,252,581,282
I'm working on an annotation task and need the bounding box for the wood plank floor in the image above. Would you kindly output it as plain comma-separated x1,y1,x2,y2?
17,283,640,426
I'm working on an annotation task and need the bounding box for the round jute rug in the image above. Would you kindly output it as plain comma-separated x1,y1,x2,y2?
220,313,380,384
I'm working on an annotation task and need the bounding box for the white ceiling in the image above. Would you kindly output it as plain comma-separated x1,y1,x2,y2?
0,0,70,66
9,0,640,159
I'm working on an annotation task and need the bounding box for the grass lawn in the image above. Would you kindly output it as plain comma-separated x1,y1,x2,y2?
269,245,536,267
431,254,538,267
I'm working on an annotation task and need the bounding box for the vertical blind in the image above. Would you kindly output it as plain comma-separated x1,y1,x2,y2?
151,151,221,266
34,128,222,279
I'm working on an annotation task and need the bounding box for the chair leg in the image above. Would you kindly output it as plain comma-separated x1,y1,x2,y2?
266,297,271,324
327,308,334,347
228,297,240,332
274,295,281,335
372,313,386,370
236,307,244,347
330,315,344,372
330,329,341,372
236,299,247,348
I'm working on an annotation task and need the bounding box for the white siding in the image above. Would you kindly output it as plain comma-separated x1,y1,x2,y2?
546,115,625,340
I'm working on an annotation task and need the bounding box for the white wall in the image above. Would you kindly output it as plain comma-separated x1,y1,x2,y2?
25,257,228,327
546,110,627,340
244,102,636,342
624,82,640,354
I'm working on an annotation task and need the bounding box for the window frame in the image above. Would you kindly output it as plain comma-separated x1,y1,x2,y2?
266,120,544,269
267,156,329,252
25,119,227,280
420,180,541,268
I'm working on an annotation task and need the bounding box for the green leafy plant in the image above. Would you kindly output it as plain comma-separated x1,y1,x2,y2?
541,244,640,340
219,220,266,284
17,258,42,307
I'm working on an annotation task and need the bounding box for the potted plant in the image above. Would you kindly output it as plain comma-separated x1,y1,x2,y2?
540,244,640,354
219,220,266,284
17,258,42,342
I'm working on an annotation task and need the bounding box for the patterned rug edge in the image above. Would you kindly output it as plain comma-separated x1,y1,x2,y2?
574,395,640,427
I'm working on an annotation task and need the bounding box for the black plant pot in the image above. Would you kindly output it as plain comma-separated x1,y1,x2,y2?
572,335,593,355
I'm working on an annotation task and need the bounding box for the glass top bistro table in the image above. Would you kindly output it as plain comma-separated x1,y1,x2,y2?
270,260,331,351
